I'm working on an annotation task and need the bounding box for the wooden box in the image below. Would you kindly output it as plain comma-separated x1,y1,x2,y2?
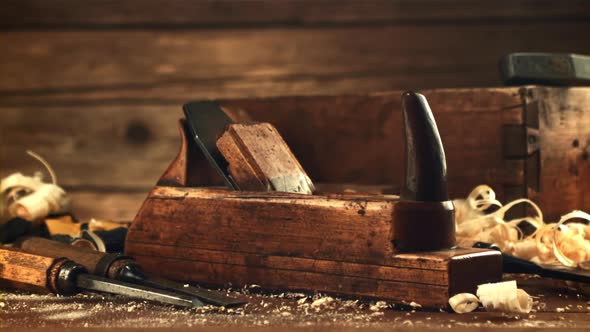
204,86,588,221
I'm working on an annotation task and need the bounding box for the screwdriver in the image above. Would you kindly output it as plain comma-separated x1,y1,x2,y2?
0,246,203,308
13,236,246,307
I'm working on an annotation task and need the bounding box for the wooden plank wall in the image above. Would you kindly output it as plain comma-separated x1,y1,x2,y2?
2,0,590,220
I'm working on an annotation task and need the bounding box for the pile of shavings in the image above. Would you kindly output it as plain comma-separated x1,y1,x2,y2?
454,185,590,269
449,280,533,314
1,151,70,223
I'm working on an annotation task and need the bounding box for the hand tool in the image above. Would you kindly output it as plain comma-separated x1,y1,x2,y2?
474,242,590,283
0,246,203,308
125,92,502,309
500,53,590,86
13,236,246,307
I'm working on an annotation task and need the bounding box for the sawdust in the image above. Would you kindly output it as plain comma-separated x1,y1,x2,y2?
44,310,91,321
2,281,590,329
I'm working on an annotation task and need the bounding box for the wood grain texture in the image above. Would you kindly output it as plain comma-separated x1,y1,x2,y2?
131,243,451,285
4,87,590,223
0,247,55,288
14,237,113,276
126,186,502,307
3,0,590,27
217,123,314,194
2,22,590,94
136,255,452,308
220,88,525,200
128,186,397,265
62,186,394,222
0,88,524,196
527,87,590,221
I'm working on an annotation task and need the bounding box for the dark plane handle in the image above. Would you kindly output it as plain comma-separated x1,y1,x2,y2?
393,92,455,252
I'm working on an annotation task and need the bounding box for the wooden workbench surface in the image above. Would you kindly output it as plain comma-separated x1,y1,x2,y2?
2,275,590,330
3,2,590,331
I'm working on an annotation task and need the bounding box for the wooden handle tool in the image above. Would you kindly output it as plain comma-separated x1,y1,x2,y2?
0,246,203,307
13,236,246,307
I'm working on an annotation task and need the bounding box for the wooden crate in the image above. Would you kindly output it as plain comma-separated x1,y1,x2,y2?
183,86,590,222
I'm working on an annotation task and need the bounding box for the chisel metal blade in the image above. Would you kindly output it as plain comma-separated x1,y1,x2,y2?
144,276,247,307
75,274,204,308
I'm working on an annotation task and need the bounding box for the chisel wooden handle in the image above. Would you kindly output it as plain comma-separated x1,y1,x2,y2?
0,246,204,307
0,246,84,295
13,237,134,278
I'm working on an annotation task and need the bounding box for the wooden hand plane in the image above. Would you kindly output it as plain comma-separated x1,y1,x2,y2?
125,92,502,308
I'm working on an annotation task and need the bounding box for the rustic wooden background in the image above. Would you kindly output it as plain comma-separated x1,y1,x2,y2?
2,0,590,221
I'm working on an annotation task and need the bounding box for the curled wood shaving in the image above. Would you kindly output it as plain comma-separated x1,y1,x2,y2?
476,280,533,314
0,173,43,193
449,281,532,314
552,210,590,267
11,184,68,220
454,185,590,269
26,150,57,184
1,151,70,222
448,293,479,313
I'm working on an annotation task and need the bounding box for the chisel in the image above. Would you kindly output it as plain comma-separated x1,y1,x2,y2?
0,246,203,308
13,236,246,307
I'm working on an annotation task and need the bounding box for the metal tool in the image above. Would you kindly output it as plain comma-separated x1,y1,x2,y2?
183,101,238,190
13,236,246,307
500,53,590,86
474,242,590,283
0,246,203,308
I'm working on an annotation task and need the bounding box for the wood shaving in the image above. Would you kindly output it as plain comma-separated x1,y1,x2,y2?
1,151,69,223
454,185,590,268
449,281,532,314
296,297,308,305
311,296,334,308
12,184,69,221
409,301,422,308
45,310,91,321
369,301,388,311
477,280,533,314
448,293,479,314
